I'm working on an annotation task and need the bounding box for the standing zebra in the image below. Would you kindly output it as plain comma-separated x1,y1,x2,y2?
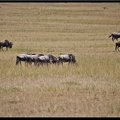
57,54,76,65
109,32,120,42
0,39,13,50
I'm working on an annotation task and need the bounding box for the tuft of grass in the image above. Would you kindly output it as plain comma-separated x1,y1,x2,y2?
0,87,22,93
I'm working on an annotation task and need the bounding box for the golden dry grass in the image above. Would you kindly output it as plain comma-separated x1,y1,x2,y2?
0,2,120,117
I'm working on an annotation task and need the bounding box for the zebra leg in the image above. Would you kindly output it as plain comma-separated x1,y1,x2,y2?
25,60,28,66
1,46,3,51
6,47,8,51
112,37,114,42
57,61,60,66
37,61,40,67
29,59,32,65
34,61,37,66
61,60,63,66
115,44,117,51
16,57,20,65
68,61,71,65
16,60,19,65
19,60,21,65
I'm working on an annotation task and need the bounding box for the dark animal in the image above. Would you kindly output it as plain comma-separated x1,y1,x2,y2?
16,53,37,65
109,32,120,42
38,54,57,66
0,40,13,50
115,41,120,51
16,53,28,65
26,54,44,65
49,54,57,64
57,54,76,65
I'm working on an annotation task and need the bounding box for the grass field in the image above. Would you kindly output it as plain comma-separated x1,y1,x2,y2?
0,3,120,117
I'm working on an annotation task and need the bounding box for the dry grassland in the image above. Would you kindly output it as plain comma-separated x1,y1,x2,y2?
0,3,120,117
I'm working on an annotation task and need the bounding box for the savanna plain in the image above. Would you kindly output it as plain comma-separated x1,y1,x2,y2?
0,3,120,117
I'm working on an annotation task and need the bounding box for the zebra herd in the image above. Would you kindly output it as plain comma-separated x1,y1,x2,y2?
0,39,77,66
16,53,77,66
1,31,120,67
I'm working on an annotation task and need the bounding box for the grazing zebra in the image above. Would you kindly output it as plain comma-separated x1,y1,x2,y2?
16,53,44,65
57,54,76,65
16,53,36,65
0,40,13,50
48,54,57,64
26,54,44,65
109,32,120,42
16,53,77,66
38,54,57,66
115,41,120,51
16,53,28,65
